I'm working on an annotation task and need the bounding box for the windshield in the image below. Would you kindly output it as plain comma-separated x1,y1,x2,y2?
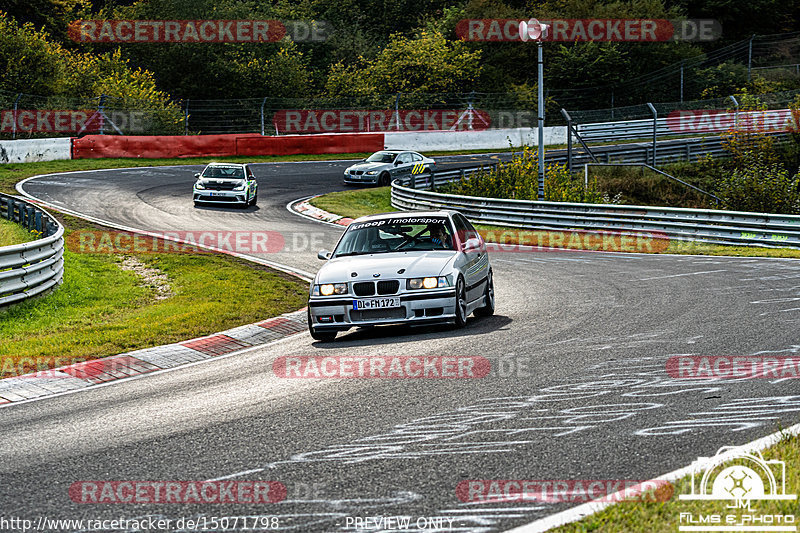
365,152,397,163
201,166,244,179
333,216,455,257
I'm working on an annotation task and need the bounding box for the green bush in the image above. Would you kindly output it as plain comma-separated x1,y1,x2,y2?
442,146,613,204
717,153,800,214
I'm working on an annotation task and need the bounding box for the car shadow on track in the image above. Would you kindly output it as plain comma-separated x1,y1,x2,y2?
309,314,513,348
193,205,260,212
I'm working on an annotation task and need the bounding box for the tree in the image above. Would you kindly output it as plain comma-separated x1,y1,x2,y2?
325,31,482,97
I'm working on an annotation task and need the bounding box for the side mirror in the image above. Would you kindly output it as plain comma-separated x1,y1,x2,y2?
462,238,482,252
194,172,201,179
394,160,401,166
318,250,331,260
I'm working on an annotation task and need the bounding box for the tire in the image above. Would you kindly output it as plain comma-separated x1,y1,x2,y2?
454,276,468,328
473,270,495,317
378,172,391,187
308,309,337,341
251,194,258,207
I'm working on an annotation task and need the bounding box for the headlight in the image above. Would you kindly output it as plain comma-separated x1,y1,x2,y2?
316,283,347,296
365,170,378,175
407,277,449,290
233,183,245,191
194,181,205,190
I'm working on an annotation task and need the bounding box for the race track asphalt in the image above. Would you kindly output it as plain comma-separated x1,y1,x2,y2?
2,154,799,532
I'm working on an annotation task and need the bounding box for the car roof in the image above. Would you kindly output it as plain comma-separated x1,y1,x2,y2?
205,162,247,167
351,210,458,223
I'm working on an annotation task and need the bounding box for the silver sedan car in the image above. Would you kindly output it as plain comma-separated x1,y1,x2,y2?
343,150,436,186
307,210,494,342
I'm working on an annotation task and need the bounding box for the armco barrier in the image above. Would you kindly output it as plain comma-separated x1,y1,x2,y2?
0,194,64,307
384,127,566,151
0,138,71,164
71,133,385,159
390,179,800,248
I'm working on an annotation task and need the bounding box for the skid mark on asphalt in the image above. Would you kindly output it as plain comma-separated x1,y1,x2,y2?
630,269,727,281
194,350,800,532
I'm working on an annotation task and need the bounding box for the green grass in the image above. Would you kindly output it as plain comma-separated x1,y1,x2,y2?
0,237,308,370
0,217,36,247
551,429,800,532
308,187,800,259
587,164,719,208
312,186,395,219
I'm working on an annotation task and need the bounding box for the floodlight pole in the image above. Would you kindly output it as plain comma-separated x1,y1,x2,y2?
537,40,545,201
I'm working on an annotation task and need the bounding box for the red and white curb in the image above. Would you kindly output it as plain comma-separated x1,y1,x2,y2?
290,196,354,227
0,309,308,406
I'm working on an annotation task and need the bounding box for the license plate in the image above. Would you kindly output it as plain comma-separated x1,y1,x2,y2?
353,298,400,310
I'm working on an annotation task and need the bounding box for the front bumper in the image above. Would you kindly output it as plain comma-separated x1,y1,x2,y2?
193,190,248,204
308,289,457,331
343,173,379,185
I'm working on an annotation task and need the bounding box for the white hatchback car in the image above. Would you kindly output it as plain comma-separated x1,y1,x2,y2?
308,210,494,342
193,162,258,207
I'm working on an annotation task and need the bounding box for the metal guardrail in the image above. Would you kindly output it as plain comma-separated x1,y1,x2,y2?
0,194,64,307
391,180,800,249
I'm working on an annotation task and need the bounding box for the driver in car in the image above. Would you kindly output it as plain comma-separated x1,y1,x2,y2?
428,223,452,249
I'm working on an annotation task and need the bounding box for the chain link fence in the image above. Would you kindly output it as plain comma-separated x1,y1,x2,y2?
1,31,798,139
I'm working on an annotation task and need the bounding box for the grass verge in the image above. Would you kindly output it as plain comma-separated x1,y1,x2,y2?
551,428,800,532
0,217,36,247
308,187,800,259
0,213,308,374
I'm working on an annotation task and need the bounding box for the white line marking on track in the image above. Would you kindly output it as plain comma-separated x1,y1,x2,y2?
204,468,266,482
0,332,304,410
503,421,800,533
632,269,727,281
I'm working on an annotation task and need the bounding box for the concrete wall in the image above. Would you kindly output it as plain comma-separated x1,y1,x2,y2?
383,127,566,151
0,138,71,164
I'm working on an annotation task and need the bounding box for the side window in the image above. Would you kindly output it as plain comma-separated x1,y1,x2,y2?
463,216,480,240
397,153,412,165
412,153,423,162
454,214,478,242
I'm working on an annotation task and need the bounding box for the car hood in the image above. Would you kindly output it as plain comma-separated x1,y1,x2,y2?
347,162,390,172
316,251,456,283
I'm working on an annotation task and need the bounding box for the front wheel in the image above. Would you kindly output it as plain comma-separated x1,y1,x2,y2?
454,276,468,328
378,172,391,187
474,270,495,317
250,194,258,207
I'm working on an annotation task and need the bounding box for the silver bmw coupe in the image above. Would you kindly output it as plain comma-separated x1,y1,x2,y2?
308,210,494,341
